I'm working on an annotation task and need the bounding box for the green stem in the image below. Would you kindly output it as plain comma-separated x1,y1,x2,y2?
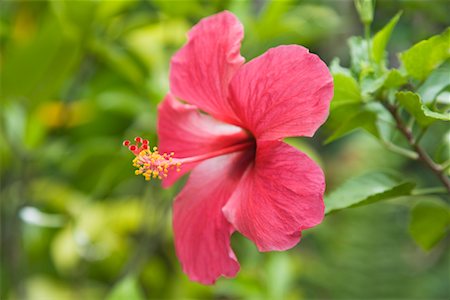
441,159,450,171
412,187,448,195
382,139,419,160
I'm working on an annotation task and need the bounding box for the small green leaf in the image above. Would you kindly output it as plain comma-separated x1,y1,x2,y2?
106,276,145,300
325,171,415,214
329,58,352,76
409,198,450,250
331,73,362,109
361,74,386,94
400,28,450,81
417,60,450,103
382,69,407,89
372,12,402,65
349,36,370,76
396,91,450,126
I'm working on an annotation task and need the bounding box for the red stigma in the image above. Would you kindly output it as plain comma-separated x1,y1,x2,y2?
124,136,154,156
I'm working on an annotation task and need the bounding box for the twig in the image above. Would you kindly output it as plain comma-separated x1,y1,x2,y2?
442,159,450,171
382,101,450,194
381,139,418,160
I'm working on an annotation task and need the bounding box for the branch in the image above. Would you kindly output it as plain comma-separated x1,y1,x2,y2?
382,101,450,194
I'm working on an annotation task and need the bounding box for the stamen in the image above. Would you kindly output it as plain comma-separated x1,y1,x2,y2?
123,136,181,181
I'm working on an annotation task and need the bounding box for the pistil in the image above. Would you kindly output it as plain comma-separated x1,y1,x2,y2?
123,136,254,181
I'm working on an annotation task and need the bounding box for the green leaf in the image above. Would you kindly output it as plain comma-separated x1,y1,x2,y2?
417,59,450,103
436,89,450,105
349,36,370,76
283,137,323,168
400,27,450,81
325,108,378,144
89,39,145,87
409,198,450,250
361,74,386,94
325,171,416,214
331,73,362,109
396,91,450,126
435,130,450,164
329,58,352,76
372,12,402,65
106,276,145,300
382,69,407,89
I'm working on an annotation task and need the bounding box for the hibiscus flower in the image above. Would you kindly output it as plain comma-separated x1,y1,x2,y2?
124,11,333,284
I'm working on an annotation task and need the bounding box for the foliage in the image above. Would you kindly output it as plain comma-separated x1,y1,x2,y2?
1,0,449,299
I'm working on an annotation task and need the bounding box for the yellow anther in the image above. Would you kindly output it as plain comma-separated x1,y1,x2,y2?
129,147,181,182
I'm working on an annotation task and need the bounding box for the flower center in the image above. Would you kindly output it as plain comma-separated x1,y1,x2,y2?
123,137,181,181
123,136,255,181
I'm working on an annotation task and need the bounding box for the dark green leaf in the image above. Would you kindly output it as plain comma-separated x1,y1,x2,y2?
409,198,450,250
325,109,378,144
2,13,82,104
400,28,450,81
325,171,416,214
396,91,450,126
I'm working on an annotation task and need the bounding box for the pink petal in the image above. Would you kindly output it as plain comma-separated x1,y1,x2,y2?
222,141,325,252
173,152,252,284
170,11,244,123
157,93,248,187
229,45,333,141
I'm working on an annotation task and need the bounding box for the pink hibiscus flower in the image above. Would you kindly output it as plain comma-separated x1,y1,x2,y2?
124,11,333,284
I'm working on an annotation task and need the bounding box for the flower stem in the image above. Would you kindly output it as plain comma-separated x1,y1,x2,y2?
365,24,372,63
382,101,450,194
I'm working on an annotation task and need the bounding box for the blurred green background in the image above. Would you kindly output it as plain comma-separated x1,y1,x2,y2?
1,0,449,299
